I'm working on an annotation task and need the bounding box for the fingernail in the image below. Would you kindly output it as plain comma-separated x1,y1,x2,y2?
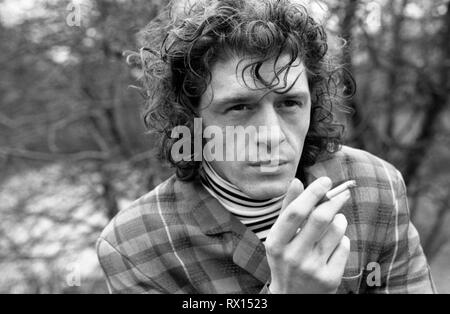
318,176,332,189
347,180,357,188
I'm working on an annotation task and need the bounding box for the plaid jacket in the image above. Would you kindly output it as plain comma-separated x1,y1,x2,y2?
96,146,436,294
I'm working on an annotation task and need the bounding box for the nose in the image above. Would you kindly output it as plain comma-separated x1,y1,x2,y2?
255,103,286,151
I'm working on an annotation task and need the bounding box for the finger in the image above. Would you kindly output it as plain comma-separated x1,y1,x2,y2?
289,188,350,253
314,213,348,263
267,177,332,247
281,178,304,212
266,178,303,246
325,236,350,278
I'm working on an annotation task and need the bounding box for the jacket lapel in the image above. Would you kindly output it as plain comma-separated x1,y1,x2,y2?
187,179,270,284
230,220,271,284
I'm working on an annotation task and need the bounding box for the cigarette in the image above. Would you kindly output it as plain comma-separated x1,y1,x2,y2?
318,180,357,204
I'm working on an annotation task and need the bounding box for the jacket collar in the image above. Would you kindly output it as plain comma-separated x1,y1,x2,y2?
178,178,270,283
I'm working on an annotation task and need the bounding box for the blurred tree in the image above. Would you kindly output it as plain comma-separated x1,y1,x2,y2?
331,0,450,261
0,0,172,293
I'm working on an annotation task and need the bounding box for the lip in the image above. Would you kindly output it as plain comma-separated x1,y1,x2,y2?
248,160,290,167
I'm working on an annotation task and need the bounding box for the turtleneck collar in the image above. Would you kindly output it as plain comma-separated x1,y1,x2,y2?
200,161,286,218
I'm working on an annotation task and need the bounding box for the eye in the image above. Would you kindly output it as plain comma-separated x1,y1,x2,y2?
229,104,251,112
279,100,303,108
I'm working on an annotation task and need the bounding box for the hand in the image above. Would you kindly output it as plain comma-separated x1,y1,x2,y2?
265,177,350,294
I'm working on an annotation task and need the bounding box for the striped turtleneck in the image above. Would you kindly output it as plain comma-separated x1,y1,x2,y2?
200,161,286,242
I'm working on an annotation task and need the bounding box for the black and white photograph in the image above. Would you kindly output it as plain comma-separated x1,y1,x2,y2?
0,0,449,295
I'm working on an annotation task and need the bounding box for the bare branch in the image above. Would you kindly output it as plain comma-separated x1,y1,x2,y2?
0,147,109,161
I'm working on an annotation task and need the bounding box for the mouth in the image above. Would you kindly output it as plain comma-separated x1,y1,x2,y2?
248,160,290,167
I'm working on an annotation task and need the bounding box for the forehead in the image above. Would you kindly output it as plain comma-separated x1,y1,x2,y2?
206,54,309,98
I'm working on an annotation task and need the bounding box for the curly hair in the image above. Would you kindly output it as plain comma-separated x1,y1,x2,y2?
127,0,352,181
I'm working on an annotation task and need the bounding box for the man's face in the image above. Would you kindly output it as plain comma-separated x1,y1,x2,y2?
199,53,311,200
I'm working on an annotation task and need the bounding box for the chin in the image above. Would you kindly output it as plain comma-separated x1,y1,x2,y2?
240,177,291,200
228,163,296,200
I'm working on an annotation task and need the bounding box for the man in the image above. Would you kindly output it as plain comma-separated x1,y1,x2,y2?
96,0,436,293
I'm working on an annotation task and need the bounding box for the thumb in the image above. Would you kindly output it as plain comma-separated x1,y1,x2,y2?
281,178,304,211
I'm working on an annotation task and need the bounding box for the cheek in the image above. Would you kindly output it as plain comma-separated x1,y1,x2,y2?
287,114,310,148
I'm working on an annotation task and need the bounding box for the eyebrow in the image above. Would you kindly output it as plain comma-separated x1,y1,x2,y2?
211,90,310,108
